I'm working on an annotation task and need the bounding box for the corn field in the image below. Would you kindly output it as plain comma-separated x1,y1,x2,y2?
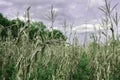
0,0,120,80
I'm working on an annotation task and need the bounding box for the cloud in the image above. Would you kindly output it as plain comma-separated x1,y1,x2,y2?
0,0,119,30
89,0,104,7
0,0,88,23
0,0,13,6
73,23,104,33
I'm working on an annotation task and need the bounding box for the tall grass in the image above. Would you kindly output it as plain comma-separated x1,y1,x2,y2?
0,0,120,80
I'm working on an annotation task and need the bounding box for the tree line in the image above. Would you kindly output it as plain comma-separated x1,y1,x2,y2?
0,13,67,42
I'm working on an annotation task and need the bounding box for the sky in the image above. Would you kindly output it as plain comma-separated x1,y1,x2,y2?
0,0,120,43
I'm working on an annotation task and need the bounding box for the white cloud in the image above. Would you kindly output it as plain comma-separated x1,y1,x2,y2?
73,23,104,33
69,3,77,10
0,0,13,6
47,7,59,14
89,0,104,7
53,8,59,12
18,16,26,21
37,6,42,9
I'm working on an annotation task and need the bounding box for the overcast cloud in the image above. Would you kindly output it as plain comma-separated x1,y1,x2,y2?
0,0,120,34
0,0,119,24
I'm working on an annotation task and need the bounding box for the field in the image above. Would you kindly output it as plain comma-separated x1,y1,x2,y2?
0,0,120,80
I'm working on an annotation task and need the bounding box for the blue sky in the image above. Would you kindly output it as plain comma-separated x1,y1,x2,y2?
0,0,120,43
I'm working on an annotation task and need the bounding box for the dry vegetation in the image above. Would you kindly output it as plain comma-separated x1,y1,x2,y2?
0,0,120,80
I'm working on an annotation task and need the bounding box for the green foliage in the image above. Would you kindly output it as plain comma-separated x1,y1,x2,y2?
73,52,91,80
29,22,47,40
29,25,39,40
0,13,66,42
10,19,25,38
48,29,67,40
1,28,8,40
36,62,54,80
0,13,10,27
28,22,66,42
0,13,11,40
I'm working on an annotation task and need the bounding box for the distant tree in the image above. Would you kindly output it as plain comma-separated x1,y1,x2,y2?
48,29,67,41
0,13,10,26
29,25,39,40
0,13,11,40
10,18,25,38
0,28,8,40
29,22,67,42
0,13,26,40
29,22,46,40
0,13,67,43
